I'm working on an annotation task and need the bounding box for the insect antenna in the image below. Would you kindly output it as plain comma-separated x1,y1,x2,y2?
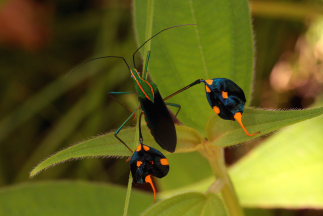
83,55,131,71
132,24,196,68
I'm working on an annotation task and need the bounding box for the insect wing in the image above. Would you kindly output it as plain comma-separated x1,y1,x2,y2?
140,90,177,152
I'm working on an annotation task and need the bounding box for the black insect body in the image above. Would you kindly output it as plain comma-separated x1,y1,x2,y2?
165,78,259,136
130,143,169,200
139,89,176,153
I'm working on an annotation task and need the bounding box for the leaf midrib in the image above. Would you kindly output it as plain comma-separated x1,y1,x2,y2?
188,0,209,78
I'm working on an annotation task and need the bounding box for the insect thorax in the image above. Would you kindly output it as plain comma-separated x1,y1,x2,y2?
130,68,158,101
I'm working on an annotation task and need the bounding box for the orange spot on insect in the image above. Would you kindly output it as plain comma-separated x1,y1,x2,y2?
205,80,213,93
137,161,143,167
205,79,213,85
136,145,142,152
222,91,229,99
145,175,157,201
205,85,211,93
160,158,169,165
213,106,221,114
234,112,260,136
143,145,150,151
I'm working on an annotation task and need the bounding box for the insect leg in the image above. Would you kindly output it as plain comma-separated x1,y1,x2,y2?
108,92,137,119
114,111,137,153
163,79,203,101
138,111,144,144
109,92,134,95
165,102,181,117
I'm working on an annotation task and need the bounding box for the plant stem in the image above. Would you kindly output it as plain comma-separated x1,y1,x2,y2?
221,176,243,216
200,144,244,216
123,174,133,216
139,0,154,80
122,109,141,216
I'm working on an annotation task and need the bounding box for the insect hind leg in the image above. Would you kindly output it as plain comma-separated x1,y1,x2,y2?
114,133,133,153
166,102,181,117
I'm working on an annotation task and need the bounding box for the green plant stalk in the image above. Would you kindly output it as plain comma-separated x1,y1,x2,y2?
126,6,153,210
141,0,154,80
123,174,133,216
200,144,244,216
122,109,141,216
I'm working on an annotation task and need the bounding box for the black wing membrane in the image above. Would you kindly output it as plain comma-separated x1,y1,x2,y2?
139,91,176,152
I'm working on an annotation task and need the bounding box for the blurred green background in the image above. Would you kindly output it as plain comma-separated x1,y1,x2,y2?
0,0,322,215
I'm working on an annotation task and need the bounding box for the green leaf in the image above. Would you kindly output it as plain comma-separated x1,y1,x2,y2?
30,125,203,177
0,181,151,216
230,115,323,208
159,152,212,192
134,0,254,133
142,192,228,216
30,129,132,177
207,107,323,147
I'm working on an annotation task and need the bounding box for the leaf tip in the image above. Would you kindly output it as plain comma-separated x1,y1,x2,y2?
29,167,41,178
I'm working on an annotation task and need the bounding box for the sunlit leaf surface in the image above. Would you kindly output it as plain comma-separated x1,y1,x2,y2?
143,192,228,216
207,107,323,147
134,0,254,133
30,125,203,177
230,115,323,208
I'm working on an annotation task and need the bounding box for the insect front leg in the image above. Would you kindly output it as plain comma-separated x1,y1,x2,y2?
163,79,203,101
114,111,137,153
108,92,134,95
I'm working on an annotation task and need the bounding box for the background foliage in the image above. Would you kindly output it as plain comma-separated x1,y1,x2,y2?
0,0,322,215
